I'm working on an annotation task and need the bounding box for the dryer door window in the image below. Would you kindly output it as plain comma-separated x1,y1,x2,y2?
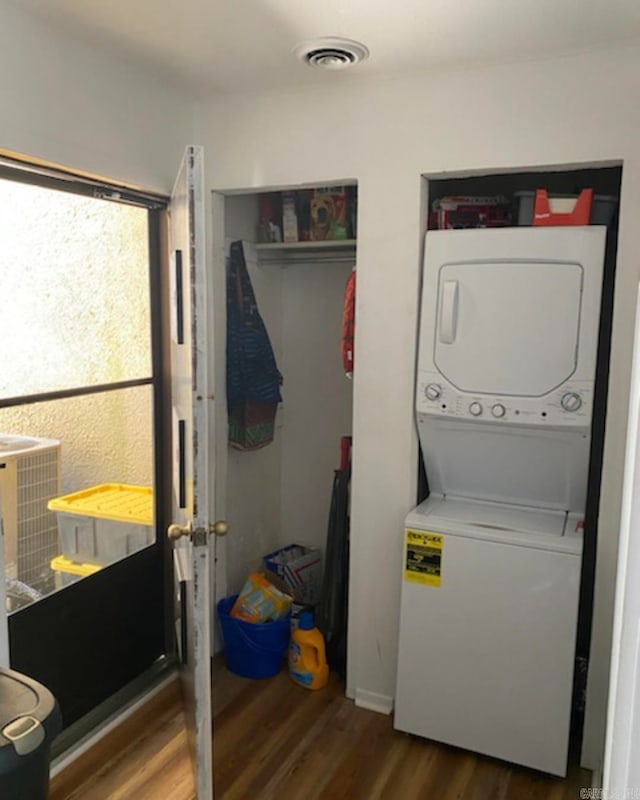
434,261,582,397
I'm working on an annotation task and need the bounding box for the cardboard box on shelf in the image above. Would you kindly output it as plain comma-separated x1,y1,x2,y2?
432,195,511,230
263,544,322,606
310,187,349,241
298,189,312,241
281,190,299,242
257,193,282,243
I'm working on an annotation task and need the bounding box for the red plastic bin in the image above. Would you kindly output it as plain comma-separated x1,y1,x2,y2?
533,189,593,226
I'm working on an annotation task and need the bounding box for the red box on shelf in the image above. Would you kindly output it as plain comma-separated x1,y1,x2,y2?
533,189,593,226
431,196,511,230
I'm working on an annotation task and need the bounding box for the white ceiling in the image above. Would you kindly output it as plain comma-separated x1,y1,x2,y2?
14,0,640,94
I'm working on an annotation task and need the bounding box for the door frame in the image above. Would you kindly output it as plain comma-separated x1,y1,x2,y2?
209,189,228,617
603,281,640,791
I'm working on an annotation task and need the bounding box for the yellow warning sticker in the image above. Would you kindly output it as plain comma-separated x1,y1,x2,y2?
404,529,443,587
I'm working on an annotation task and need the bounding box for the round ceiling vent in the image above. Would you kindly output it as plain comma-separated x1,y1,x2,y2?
293,38,370,71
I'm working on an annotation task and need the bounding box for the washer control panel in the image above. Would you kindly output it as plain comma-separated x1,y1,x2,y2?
417,371,593,427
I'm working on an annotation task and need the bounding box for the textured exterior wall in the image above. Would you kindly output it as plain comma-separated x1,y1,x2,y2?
0,180,153,493
0,180,150,394
0,389,153,494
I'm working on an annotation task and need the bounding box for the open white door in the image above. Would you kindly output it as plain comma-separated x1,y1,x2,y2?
167,146,224,800
603,282,640,793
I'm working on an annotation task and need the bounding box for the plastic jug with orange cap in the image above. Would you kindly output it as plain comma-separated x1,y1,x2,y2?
288,611,329,690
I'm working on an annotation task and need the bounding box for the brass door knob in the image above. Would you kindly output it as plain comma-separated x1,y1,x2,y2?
210,520,228,537
167,521,193,541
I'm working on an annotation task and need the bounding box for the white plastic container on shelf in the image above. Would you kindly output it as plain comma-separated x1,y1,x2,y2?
48,484,154,566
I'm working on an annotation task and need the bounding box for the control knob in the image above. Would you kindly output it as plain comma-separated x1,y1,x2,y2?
424,383,442,401
469,402,483,417
561,392,582,412
492,403,506,418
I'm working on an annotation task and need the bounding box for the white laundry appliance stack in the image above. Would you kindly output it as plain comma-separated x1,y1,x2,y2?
394,226,606,776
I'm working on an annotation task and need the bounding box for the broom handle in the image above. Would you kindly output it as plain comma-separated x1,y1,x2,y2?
339,436,352,472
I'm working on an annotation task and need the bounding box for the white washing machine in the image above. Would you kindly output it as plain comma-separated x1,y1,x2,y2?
394,227,606,776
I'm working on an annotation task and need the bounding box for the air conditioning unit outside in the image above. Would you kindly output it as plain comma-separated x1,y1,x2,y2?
0,434,61,597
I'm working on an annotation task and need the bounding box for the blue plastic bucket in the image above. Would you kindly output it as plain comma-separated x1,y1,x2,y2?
217,595,290,679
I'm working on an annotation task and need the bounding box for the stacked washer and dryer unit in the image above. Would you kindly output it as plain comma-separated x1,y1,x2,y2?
394,226,606,776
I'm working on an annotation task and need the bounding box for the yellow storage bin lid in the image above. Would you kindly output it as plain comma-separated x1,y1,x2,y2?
48,483,153,526
50,555,102,577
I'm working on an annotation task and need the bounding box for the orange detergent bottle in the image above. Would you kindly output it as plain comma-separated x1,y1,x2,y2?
288,611,329,690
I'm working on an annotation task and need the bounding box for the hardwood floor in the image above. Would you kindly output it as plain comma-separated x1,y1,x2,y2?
51,664,592,799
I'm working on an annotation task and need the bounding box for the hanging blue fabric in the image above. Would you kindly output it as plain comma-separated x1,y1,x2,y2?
226,240,282,449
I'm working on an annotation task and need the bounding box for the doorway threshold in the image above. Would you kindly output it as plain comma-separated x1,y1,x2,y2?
51,656,178,769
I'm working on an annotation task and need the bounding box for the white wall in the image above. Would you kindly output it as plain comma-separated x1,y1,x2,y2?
0,1,195,192
280,261,354,551
196,43,640,767
224,197,284,594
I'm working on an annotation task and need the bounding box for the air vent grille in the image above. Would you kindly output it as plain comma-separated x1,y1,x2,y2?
294,38,370,71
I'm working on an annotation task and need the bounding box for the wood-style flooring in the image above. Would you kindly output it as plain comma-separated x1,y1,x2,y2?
51,664,592,800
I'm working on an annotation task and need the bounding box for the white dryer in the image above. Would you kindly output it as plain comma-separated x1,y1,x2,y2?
395,227,606,776
416,226,605,508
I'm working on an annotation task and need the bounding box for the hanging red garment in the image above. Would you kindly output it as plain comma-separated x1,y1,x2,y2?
341,268,356,378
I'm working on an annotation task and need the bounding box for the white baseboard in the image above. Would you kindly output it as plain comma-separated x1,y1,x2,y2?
354,688,394,715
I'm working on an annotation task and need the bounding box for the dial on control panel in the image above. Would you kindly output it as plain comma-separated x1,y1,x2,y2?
561,392,582,412
469,401,483,417
492,403,506,418
424,383,442,401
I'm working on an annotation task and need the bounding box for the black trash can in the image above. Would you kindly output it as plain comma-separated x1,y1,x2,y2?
0,668,62,800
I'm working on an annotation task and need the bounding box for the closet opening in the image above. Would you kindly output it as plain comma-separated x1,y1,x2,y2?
213,182,358,709
416,164,622,768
